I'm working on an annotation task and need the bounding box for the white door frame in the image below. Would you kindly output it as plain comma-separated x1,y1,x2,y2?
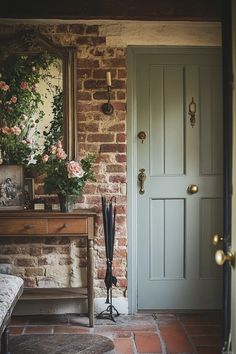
127,45,222,314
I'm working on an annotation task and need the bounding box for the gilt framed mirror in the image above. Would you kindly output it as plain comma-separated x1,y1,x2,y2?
0,30,77,166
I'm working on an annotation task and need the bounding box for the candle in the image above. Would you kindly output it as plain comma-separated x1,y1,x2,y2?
106,71,111,86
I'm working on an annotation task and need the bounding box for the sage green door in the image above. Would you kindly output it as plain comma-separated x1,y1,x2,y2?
136,48,223,309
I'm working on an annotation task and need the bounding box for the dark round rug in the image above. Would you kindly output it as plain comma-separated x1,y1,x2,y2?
9,334,115,354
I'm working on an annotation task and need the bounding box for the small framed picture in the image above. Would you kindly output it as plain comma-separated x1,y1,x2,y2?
23,177,35,209
0,165,24,210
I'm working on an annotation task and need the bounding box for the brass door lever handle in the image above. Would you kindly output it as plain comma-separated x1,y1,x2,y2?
138,168,146,194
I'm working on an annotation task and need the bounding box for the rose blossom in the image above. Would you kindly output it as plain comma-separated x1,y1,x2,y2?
42,154,49,162
67,161,84,178
56,148,67,160
56,141,63,149
1,83,9,91
20,81,29,90
10,96,17,104
11,126,21,135
1,126,11,135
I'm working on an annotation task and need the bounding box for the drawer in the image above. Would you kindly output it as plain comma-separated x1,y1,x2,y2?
48,218,87,234
0,219,48,235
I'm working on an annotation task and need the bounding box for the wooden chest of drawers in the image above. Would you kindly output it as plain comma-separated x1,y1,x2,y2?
0,210,96,327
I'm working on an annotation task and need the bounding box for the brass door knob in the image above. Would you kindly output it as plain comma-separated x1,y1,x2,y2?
215,249,235,266
187,184,198,194
212,234,224,246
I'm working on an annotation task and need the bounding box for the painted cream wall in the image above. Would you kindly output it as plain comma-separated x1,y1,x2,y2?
231,0,236,351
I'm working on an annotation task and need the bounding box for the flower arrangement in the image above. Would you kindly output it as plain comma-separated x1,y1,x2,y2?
38,141,96,198
0,53,57,165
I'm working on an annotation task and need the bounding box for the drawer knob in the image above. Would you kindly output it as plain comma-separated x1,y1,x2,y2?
63,223,68,228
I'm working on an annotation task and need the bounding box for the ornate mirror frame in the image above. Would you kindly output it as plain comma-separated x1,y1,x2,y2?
0,30,77,160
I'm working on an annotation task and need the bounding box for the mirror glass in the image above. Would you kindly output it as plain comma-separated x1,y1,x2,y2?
0,31,77,167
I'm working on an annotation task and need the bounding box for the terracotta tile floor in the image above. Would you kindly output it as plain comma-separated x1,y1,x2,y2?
9,311,222,354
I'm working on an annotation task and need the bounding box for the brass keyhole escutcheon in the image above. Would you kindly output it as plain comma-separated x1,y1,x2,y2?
137,131,147,143
138,168,146,194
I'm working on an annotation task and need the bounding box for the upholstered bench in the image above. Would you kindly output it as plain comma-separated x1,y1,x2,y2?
0,274,24,354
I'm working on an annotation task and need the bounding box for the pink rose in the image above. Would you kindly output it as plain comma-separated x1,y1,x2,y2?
20,81,29,90
0,81,5,88
10,96,17,104
11,126,21,135
1,126,11,135
42,154,49,162
67,161,84,178
56,148,67,160
1,83,9,91
25,138,32,144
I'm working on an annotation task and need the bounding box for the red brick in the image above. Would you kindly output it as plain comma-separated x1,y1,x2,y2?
108,123,125,132
135,333,162,353
115,154,127,163
68,24,85,34
111,80,126,89
84,79,106,89
77,69,92,78
78,91,92,100
113,101,126,111
98,184,120,194
106,164,126,173
93,69,116,79
117,278,128,287
87,134,114,142
25,268,44,277
109,175,127,183
100,144,126,153
85,25,99,35
118,238,127,246
118,69,127,79
78,59,99,68
114,338,134,354
78,123,99,132
78,103,101,112
117,91,126,100
102,58,126,67
77,36,106,46
15,258,37,267
93,91,115,100
116,133,126,143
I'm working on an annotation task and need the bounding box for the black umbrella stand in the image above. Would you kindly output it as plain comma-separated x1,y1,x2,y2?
96,196,120,322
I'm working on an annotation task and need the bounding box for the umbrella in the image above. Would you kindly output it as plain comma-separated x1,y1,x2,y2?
102,196,117,303
97,196,119,322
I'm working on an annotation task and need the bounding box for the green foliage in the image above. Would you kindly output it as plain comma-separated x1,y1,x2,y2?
0,52,58,165
37,142,96,196
43,87,63,153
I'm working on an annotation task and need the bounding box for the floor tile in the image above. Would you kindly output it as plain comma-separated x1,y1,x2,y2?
134,332,162,353
114,337,135,354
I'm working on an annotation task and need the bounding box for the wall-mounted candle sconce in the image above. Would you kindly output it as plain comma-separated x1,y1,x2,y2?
188,97,197,127
102,71,114,115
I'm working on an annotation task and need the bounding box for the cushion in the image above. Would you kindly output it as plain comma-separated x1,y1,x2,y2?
0,274,24,335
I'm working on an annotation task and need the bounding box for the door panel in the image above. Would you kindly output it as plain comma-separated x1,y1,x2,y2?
137,49,223,310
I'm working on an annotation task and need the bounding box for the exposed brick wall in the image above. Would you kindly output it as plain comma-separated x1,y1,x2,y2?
0,23,127,298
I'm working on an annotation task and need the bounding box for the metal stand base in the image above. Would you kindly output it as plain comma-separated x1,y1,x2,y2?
96,288,120,322
97,304,120,323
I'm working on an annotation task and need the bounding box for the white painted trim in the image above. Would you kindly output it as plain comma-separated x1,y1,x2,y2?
127,47,138,314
